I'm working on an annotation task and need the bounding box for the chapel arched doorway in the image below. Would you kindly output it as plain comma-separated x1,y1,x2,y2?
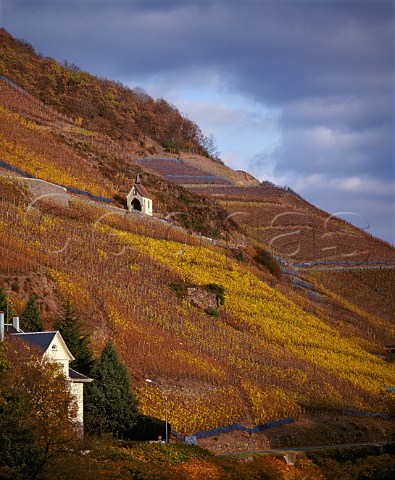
131,198,142,211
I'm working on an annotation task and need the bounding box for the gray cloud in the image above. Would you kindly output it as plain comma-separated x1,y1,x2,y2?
1,0,394,244
3,2,393,103
273,122,393,177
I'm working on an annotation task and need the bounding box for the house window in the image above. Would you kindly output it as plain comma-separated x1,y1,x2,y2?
52,344,57,351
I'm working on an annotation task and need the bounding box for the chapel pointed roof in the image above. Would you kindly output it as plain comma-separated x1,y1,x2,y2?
132,174,153,200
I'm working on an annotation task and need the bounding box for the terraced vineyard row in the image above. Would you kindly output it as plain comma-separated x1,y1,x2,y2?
138,157,233,185
188,183,286,199
0,76,73,124
191,190,395,263
178,182,395,263
308,269,395,325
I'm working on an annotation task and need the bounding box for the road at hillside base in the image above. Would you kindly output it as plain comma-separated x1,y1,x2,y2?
214,441,389,457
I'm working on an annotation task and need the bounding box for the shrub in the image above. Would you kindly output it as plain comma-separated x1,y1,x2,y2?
220,455,283,480
206,283,225,305
169,282,187,297
311,455,395,480
162,140,178,153
205,306,219,319
254,249,281,278
235,251,246,262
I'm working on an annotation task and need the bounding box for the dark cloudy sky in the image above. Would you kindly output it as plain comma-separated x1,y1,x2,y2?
1,0,394,245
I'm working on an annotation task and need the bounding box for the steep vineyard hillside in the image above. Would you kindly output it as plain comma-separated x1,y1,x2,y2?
174,183,394,264
135,158,394,263
0,175,394,438
0,75,237,239
0,30,394,448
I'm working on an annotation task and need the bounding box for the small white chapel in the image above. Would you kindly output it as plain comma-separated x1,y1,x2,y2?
126,174,153,216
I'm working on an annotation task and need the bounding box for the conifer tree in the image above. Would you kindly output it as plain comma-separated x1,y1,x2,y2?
21,294,43,332
0,288,13,323
53,299,93,376
85,341,138,438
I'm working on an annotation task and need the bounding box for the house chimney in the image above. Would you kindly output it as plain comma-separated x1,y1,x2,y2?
136,173,141,184
12,316,20,332
0,312,4,342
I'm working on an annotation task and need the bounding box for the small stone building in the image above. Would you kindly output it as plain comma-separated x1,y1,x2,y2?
126,174,153,216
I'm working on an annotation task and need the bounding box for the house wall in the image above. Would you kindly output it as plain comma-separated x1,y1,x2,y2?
47,336,72,377
69,381,84,426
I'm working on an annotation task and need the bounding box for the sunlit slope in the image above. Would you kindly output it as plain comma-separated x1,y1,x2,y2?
0,104,116,197
306,269,395,345
1,181,393,435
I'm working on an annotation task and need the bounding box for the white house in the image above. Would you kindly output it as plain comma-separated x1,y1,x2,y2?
126,174,153,216
0,312,92,429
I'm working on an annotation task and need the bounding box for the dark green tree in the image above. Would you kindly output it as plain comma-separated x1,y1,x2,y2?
21,294,43,332
0,288,13,323
85,340,138,438
53,299,93,376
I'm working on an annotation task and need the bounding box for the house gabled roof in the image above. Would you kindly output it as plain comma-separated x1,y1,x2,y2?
4,324,19,334
69,367,93,383
6,327,93,385
11,331,58,352
10,331,75,361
